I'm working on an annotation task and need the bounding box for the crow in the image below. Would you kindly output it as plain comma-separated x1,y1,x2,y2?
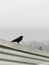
11,36,23,43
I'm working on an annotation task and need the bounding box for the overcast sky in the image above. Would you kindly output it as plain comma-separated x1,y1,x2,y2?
0,0,49,42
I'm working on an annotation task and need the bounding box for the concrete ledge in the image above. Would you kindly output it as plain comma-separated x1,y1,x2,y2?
0,39,49,64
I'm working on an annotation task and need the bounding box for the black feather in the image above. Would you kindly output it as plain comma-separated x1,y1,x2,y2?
11,36,23,43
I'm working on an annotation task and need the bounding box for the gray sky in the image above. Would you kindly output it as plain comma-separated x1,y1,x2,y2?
0,0,49,42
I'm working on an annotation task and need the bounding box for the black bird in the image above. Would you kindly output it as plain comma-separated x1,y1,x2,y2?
11,36,23,43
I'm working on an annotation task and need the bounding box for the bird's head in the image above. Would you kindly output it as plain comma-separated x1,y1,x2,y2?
20,36,23,38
